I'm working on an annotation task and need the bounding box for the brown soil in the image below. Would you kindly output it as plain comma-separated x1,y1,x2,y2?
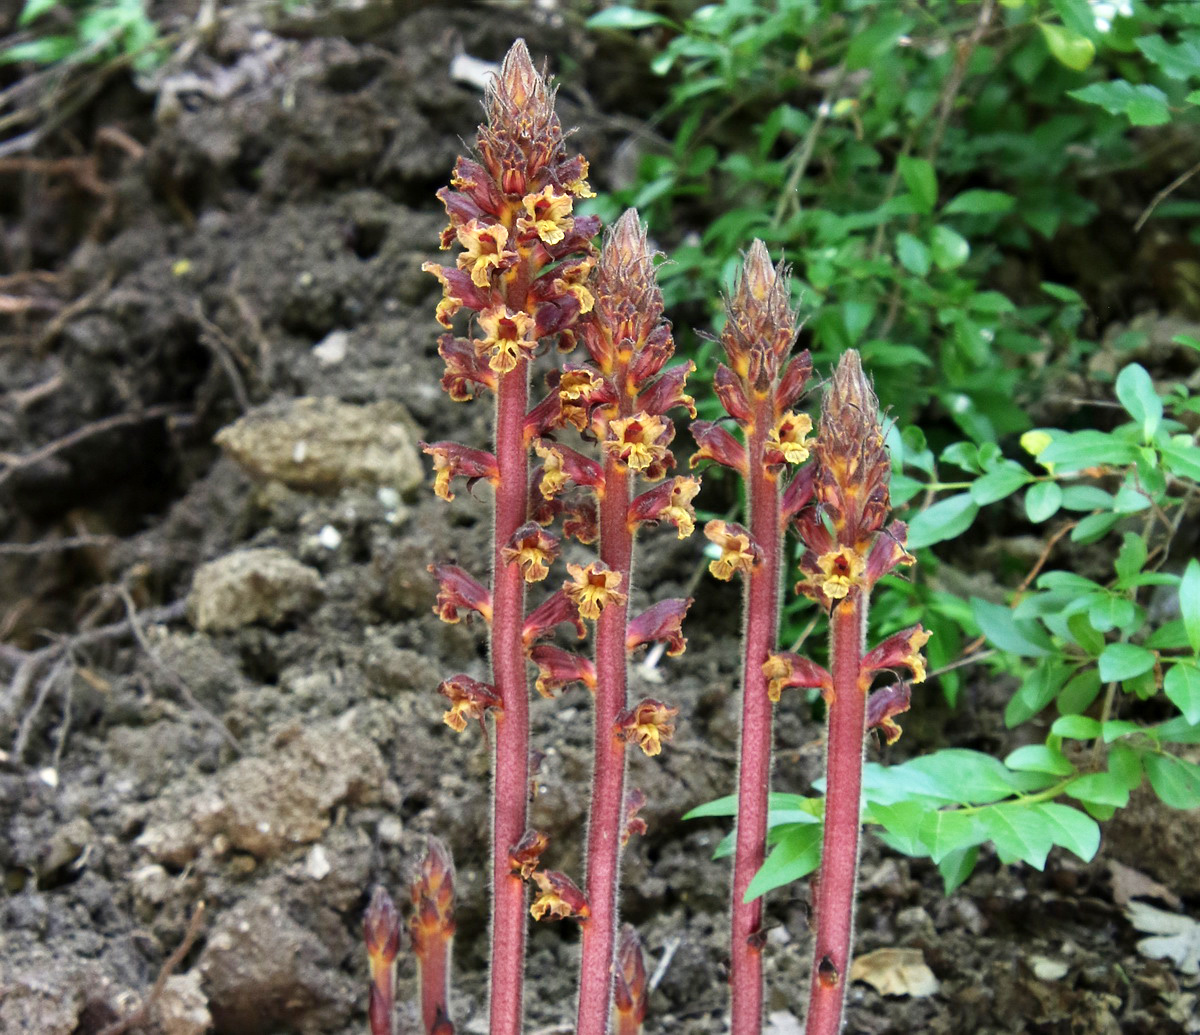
1,3,1197,1035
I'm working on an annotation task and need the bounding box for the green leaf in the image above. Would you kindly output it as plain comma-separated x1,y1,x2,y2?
1057,669,1103,715
972,598,1053,657
1025,481,1062,523
1004,744,1075,776
1103,719,1142,742
1006,659,1071,726
683,795,737,820
1051,714,1102,739
1108,743,1143,790
1115,364,1162,439
1181,559,1200,655
1164,662,1200,724
1065,771,1129,808
919,809,988,863
1040,22,1096,71
1067,611,1105,655
744,823,822,901
1098,643,1156,682
895,232,931,275
1115,533,1148,584
1071,512,1120,545
1033,803,1101,862
1143,752,1200,809
931,225,970,270
1154,717,1200,744
1039,431,1140,470
901,749,1047,804
1069,80,1171,126
867,800,929,856
906,493,979,550
977,803,1057,869
1135,33,1200,81
1059,485,1115,511
1161,441,1200,481
937,846,978,894
0,35,76,64
18,0,58,26
943,190,1016,215
971,462,1034,505
898,156,938,214
586,6,676,29
846,12,916,71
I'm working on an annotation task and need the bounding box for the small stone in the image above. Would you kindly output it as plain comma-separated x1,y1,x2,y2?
312,329,349,366
316,524,342,550
1031,956,1069,981
306,844,331,880
152,971,212,1035
187,548,322,632
377,816,403,845
215,396,424,495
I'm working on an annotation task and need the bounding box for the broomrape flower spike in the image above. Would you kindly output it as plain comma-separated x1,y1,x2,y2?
552,209,695,1035
695,240,814,1035
422,38,599,1035
796,351,927,1035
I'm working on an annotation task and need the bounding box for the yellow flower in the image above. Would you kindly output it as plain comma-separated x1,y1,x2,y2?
564,562,627,621
662,477,700,539
456,220,512,288
704,520,759,581
519,186,574,245
605,413,670,473
768,411,813,464
534,441,567,498
475,305,536,374
422,261,461,328
814,548,866,600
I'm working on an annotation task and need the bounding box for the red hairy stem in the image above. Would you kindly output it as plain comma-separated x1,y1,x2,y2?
699,241,812,1035
730,399,782,1035
576,455,633,1035
790,351,924,1034
573,210,693,1035
490,363,531,1035
803,596,867,1035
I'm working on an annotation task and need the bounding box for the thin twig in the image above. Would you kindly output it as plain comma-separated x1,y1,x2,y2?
771,65,848,227
0,403,180,491
2,600,188,727
97,902,207,1035
1134,158,1200,234
33,271,115,352
648,934,682,992
0,534,118,556
116,588,241,754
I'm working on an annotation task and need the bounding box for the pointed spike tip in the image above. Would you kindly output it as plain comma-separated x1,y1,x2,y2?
493,39,543,112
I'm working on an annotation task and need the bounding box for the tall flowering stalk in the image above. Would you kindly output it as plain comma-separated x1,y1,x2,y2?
535,210,697,1035
692,242,813,1035
421,39,598,1035
767,350,928,1035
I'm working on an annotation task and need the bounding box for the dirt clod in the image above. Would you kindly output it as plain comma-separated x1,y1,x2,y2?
186,547,323,632
215,397,424,496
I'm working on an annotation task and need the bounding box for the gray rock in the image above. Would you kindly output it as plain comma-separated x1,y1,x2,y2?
214,396,424,496
187,548,322,632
